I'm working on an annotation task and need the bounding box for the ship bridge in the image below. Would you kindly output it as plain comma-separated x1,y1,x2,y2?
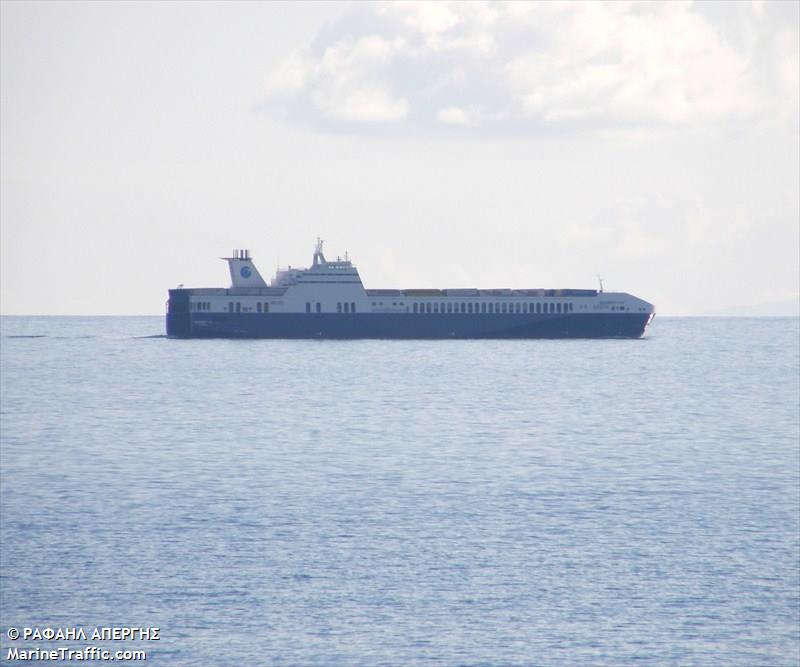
272,239,363,287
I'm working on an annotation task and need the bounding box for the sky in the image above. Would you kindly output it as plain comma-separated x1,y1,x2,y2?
1,0,798,316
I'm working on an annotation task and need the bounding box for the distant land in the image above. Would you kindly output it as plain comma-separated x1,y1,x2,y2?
708,297,800,317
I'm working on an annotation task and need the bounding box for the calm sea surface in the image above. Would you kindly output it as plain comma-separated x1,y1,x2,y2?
1,316,798,666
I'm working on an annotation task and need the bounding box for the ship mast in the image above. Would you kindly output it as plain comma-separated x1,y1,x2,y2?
313,237,326,266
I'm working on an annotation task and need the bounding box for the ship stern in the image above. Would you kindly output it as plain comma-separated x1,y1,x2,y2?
166,289,191,337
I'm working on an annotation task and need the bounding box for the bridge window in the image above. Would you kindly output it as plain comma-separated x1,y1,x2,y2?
316,303,321,313
264,302,269,313
351,302,356,313
228,302,233,312
426,303,431,313
236,302,241,313
501,303,506,313
337,302,342,313
343,302,349,313
306,302,311,313
257,302,262,313
557,303,562,313
434,303,439,313
481,303,486,313
413,303,418,313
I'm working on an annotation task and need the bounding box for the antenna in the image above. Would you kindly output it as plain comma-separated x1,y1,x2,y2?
597,274,604,293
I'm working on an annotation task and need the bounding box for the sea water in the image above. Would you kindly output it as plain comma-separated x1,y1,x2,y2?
1,316,798,666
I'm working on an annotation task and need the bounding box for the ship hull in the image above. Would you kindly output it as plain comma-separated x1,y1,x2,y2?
166,312,652,339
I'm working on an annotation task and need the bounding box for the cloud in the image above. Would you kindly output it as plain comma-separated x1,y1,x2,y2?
263,1,799,135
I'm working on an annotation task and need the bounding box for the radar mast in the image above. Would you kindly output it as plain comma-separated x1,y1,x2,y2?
313,238,326,266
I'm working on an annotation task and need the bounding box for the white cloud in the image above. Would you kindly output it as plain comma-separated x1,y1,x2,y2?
263,1,797,135
437,105,488,127
314,88,409,124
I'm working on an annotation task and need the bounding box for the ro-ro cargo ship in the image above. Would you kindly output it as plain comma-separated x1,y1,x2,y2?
166,240,655,339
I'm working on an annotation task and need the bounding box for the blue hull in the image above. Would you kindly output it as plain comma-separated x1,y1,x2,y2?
166,312,651,339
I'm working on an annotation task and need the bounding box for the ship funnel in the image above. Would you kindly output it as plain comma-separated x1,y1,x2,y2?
224,249,267,288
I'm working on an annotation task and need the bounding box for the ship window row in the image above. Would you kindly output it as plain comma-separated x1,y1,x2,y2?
226,301,270,313
411,302,574,314
192,301,211,311
306,301,348,313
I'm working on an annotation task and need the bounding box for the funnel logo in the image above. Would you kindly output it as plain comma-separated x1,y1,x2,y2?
240,265,252,279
